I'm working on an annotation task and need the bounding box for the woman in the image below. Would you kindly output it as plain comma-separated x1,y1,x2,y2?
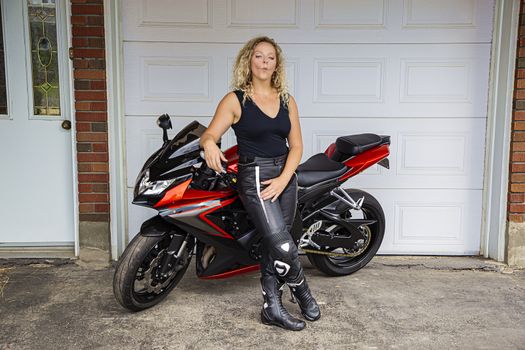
199,36,320,331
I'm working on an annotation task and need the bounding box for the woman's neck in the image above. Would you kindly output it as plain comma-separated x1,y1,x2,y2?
251,78,274,96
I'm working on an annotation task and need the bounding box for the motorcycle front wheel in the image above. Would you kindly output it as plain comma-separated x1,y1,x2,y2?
306,189,385,276
113,233,192,311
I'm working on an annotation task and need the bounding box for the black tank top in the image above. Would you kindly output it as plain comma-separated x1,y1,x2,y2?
231,90,291,157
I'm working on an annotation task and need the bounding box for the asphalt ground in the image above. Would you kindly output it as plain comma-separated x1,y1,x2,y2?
0,256,524,350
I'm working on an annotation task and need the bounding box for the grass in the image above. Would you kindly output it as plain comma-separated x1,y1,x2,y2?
0,267,13,298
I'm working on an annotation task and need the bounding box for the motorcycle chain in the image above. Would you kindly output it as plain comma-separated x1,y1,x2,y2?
299,222,372,258
301,248,363,257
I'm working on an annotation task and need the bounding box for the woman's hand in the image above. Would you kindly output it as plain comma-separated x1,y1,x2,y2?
202,141,227,173
260,175,291,202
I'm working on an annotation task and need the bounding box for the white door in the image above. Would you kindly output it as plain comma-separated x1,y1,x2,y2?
0,0,74,250
121,0,494,255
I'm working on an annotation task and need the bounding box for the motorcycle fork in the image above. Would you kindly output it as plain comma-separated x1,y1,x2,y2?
159,234,192,277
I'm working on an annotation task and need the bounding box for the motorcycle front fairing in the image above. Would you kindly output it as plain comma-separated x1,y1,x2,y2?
133,121,208,207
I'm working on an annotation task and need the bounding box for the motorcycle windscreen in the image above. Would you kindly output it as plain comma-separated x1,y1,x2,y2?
149,120,209,181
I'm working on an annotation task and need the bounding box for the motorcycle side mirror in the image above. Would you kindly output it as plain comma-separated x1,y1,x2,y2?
157,114,172,144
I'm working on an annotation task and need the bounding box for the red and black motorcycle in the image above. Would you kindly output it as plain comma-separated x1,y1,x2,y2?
113,114,390,311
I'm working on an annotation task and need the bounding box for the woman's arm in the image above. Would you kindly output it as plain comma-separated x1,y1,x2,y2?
280,95,303,180
200,92,240,173
260,95,303,202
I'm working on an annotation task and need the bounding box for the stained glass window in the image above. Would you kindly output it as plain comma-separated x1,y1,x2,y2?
28,0,61,116
0,3,7,115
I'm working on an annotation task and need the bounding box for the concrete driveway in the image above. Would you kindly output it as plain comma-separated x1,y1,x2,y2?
0,256,524,350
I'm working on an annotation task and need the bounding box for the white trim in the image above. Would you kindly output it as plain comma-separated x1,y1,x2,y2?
55,0,71,121
64,0,79,257
0,245,75,259
105,0,128,259
481,0,520,261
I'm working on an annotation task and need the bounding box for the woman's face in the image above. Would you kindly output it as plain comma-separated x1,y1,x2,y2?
250,42,277,83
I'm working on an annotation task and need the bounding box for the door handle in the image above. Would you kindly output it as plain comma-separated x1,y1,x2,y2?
61,120,72,130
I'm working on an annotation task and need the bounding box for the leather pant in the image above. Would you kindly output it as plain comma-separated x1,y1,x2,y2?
237,153,303,283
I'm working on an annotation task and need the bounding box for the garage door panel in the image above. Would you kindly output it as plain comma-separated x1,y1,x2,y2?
124,0,213,29
315,0,386,28
121,0,494,43
124,42,490,118
373,188,482,255
124,43,237,116
400,59,472,103
300,117,485,189
313,58,385,103
403,0,477,28
138,0,212,28
125,44,304,117
140,57,212,102
125,118,486,192
289,43,490,117
126,116,485,190
227,0,299,27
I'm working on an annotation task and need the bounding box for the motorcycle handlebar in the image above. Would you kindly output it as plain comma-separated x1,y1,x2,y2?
198,150,237,190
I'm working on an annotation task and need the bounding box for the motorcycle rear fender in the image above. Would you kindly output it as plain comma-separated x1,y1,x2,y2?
338,144,390,182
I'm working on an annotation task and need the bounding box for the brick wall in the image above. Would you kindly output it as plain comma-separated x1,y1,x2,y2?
509,0,525,223
507,0,525,266
71,0,110,254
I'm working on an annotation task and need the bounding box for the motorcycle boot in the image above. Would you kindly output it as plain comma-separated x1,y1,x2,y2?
287,267,321,321
260,275,306,331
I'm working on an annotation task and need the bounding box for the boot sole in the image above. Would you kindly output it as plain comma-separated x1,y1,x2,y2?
302,311,321,322
261,312,305,331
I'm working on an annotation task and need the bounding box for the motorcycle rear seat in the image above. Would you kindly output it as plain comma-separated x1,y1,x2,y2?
296,153,347,187
331,133,390,161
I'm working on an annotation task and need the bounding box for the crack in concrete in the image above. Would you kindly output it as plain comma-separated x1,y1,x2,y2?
375,262,505,273
0,259,74,268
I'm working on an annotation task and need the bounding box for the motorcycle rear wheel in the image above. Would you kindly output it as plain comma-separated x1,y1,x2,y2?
306,189,385,276
113,233,192,311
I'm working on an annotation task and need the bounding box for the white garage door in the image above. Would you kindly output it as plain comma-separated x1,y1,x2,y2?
121,0,494,255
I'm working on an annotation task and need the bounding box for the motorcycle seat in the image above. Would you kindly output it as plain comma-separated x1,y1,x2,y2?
296,153,347,187
331,133,390,161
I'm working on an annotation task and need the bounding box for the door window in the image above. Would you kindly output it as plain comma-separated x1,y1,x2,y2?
27,0,61,116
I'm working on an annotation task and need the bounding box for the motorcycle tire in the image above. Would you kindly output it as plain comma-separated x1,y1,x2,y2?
113,233,191,311
307,189,385,276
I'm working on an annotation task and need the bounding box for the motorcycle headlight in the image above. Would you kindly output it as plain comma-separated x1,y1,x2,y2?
137,169,176,196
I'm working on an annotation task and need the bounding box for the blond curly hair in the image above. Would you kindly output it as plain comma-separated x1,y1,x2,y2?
231,36,289,106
